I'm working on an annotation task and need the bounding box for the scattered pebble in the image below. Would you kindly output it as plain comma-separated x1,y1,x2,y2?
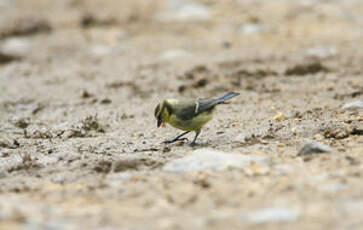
0,138,15,149
313,133,324,140
240,206,299,223
90,45,112,56
107,172,133,187
285,61,328,76
156,0,210,22
273,112,286,122
242,162,270,176
239,23,272,35
163,148,269,173
342,100,363,111
233,133,259,144
0,38,31,57
100,98,112,104
297,140,333,156
109,172,133,180
303,46,337,58
174,3,209,21
0,51,19,63
192,78,208,88
0,15,51,38
81,89,93,98
80,13,117,28
112,159,141,172
160,49,190,60
53,116,105,139
234,133,250,142
291,127,297,134
94,160,112,173
322,124,351,139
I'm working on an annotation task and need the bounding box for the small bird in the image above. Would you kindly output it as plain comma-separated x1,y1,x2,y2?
154,92,240,146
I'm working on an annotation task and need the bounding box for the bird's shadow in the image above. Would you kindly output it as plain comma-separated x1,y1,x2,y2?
161,139,214,148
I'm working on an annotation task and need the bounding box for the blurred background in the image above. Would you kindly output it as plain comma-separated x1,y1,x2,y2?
1,1,363,230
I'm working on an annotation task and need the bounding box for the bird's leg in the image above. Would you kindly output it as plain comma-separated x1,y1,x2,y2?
189,130,201,147
162,131,190,144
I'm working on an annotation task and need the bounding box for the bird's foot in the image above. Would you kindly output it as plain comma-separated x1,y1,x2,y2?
189,141,198,147
162,137,188,144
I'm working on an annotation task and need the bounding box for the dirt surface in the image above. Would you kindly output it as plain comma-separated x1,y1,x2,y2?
1,0,363,229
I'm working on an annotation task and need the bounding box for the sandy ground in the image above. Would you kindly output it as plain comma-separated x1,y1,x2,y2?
1,0,363,229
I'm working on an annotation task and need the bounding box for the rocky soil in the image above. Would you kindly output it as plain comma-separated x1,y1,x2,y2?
0,0,362,229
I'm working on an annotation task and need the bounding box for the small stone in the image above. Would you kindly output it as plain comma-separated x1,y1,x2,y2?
0,38,31,57
241,207,299,223
291,127,297,134
285,61,328,76
297,140,333,156
0,51,19,63
107,172,132,182
173,3,209,21
90,45,112,56
162,147,171,153
163,148,269,173
242,162,270,176
0,138,12,148
178,85,187,93
12,117,30,129
156,0,210,22
234,133,257,143
160,49,190,60
304,46,337,58
100,98,112,104
313,133,324,140
239,23,272,35
81,89,93,98
192,78,208,88
0,15,51,38
342,100,363,111
80,13,117,28
273,112,286,121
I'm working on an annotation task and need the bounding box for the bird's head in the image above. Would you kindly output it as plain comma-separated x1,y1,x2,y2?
154,101,171,128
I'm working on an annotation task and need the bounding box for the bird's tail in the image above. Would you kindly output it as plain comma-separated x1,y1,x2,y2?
215,92,240,104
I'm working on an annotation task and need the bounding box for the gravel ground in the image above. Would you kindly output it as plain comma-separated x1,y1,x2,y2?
0,0,362,229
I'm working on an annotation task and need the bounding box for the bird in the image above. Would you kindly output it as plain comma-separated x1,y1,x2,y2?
154,92,240,146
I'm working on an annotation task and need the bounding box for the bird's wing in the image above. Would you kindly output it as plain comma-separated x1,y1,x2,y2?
195,98,218,115
174,100,198,120
175,99,215,119
172,92,239,120
196,92,239,114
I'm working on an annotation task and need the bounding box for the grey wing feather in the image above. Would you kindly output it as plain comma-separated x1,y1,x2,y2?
196,98,218,114
174,92,239,119
196,92,239,114
174,101,197,120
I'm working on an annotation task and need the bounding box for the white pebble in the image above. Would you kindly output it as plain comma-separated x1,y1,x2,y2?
342,100,363,111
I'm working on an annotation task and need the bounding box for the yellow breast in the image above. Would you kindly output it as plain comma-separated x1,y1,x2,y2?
168,110,214,131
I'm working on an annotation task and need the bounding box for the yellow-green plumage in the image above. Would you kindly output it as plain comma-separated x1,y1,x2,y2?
154,92,239,146
168,107,215,131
